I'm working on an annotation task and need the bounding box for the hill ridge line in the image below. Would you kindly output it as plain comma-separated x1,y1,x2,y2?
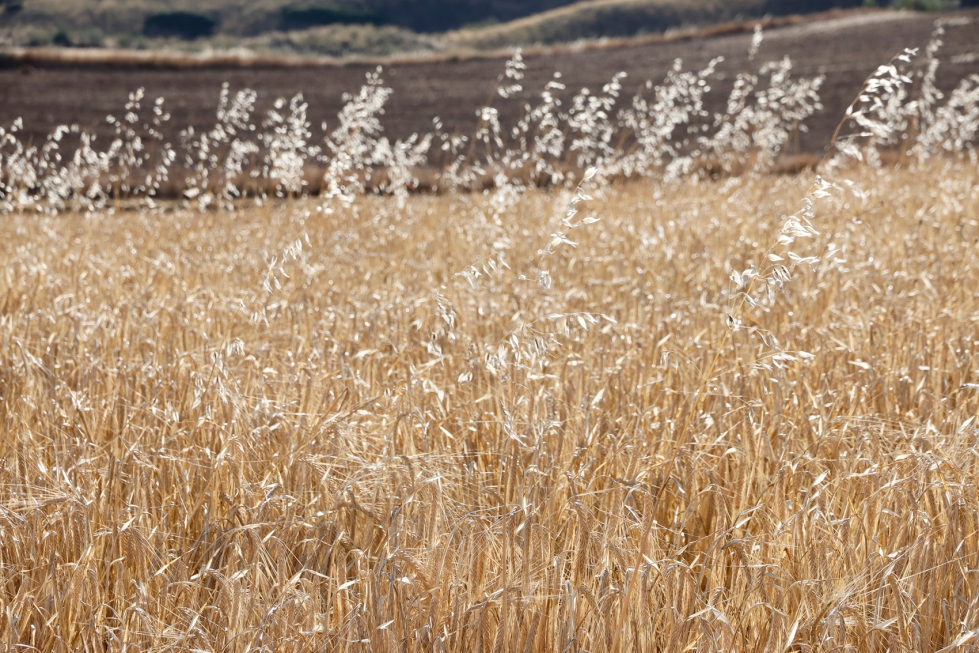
0,7,888,70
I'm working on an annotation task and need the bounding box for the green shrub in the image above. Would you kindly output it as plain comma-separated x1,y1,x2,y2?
143,12,218,40
280,6,385,31
2,0,23,16
890,0,959,9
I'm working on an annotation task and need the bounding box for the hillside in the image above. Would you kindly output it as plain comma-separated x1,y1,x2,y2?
4,0,582,41
446,0,860,49
0,0,882,51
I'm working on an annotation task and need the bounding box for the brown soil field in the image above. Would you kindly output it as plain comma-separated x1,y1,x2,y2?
1,9,978,155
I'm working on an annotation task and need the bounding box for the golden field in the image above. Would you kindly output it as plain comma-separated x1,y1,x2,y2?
1,161,978,652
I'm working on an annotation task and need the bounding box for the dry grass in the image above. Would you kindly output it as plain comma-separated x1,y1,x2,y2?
444,0,784,49
2,159,979,651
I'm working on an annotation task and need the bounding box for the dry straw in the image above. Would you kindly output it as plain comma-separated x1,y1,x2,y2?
2,17,979,653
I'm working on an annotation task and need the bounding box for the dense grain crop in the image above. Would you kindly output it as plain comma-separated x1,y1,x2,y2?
3,161,979,651
3,16,979,653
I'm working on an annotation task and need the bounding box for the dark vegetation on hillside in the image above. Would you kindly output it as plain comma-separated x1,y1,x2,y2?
393,0,866,33
445,0,876,49
279,6,386,31
143,13,218,40
374,0,575,32
1,0,883,44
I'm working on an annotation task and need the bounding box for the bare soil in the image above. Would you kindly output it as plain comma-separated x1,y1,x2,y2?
1,9,977,155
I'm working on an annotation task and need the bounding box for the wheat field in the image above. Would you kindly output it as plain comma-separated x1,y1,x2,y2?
2,159,979,651
3,17,979,652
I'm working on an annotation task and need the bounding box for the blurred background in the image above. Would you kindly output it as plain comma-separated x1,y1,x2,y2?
1,0,975,55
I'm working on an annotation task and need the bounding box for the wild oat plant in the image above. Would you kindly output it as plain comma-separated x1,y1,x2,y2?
2,23,979,653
